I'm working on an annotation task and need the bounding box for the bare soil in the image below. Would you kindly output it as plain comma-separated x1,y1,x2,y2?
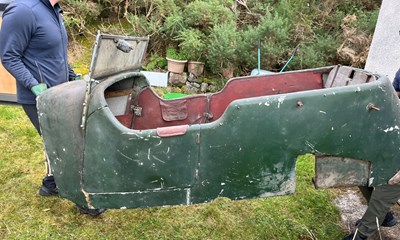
334,189,400,240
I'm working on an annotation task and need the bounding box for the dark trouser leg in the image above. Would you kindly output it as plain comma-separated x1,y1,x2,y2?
22,104,51,174
22,104,55,192
358,186,373,202
358,184,400,237
22,104,41,135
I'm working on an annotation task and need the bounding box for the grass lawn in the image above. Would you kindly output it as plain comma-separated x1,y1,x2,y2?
0,105,346,239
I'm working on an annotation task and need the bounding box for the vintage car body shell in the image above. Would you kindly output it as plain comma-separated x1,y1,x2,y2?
37,34,400,209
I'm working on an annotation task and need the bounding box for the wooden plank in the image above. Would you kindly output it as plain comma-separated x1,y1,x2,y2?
325,66,373,88
348,71,370,85
330,66,353,87
324,65,339,88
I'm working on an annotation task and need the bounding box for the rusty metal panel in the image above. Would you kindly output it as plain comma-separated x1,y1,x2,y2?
314,156,371,188
89,34,149,80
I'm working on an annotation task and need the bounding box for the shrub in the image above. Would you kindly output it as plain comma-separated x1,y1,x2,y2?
65,0,381,78
126,14,157,37
235,10,293,73
177,28,207,61
166,47,187,61
183,0,236,32
235,26,260,73
63,0,101,37
162,13,186,39
143,53,167,71
291,33,339,69
354,9,380,33
206,21,240,74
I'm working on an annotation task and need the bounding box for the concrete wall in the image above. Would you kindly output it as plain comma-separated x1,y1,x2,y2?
365,0,400,81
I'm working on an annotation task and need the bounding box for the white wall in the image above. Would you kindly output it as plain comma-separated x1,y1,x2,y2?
365,0,400,81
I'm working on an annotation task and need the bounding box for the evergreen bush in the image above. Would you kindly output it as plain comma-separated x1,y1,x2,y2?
64,0,381,79
206,21,240,75
177,29,207,62
63,0,101,37
182,0,236,32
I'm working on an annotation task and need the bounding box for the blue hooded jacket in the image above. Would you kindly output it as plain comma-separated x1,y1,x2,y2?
392,68,400,92
0,0,75,104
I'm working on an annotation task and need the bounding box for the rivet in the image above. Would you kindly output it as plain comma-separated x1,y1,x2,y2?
296,100,303,108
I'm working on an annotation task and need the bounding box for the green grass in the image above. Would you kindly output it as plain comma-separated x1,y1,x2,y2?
0,105,346,239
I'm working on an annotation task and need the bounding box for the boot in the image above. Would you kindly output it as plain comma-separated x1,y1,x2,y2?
355,211,397,228
76,205,106,217
38,175,59,196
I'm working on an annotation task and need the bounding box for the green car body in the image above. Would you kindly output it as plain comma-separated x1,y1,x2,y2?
37,34,400,210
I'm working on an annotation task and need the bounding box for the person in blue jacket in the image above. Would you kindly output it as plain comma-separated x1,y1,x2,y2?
0,0,105,216
0,0,76,197
0,0,75,197
392,68,400,98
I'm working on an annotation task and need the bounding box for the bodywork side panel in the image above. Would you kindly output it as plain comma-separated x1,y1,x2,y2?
81,74,201,208
37,80,87,206
192,78,400,203
83,110,200,208
210,69,325,120
84,109,200,192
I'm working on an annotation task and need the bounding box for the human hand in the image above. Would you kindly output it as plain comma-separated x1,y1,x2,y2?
31,83,48,96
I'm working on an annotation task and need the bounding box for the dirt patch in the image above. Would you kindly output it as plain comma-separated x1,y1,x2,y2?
334,189,400,240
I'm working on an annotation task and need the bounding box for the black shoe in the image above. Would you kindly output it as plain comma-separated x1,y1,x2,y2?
381,211,397,227
76,205,106,217
342,232,367,240
355,211,397,228
38,176,58,196
38,185,59,196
